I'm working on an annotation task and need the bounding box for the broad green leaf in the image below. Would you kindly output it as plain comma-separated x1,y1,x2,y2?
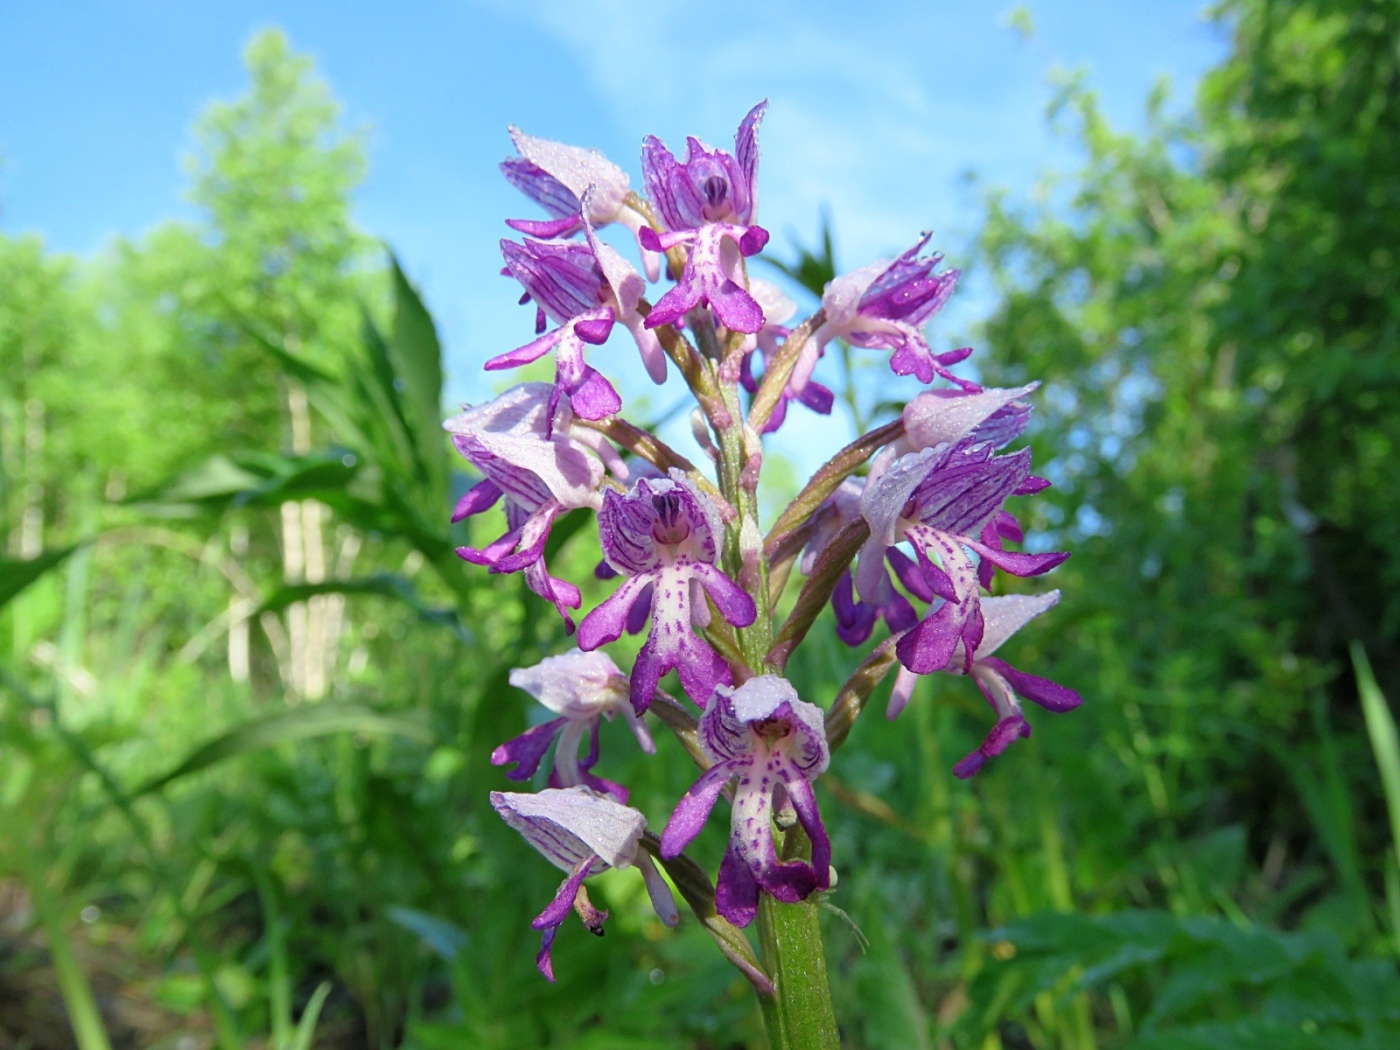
388,253,447,498
135,455,263,506
133,452,360,513
0,547,78,610
253,574,467,637
133,703,433,797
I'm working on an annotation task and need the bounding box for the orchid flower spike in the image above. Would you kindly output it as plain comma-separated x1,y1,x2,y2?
805,233,972,392
501,127,662,280
660,676,831,928
639,102,771,334
492,649,656,803
492,787,679,981
883,591,1081,776
578,472,756,712
445,383,624,631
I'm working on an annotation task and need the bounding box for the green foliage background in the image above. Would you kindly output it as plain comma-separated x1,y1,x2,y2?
3,3,1399,1047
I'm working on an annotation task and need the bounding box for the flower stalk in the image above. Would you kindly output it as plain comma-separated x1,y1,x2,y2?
756,838,841,1050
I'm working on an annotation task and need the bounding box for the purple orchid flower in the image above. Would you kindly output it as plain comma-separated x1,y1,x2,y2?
889,382,1048,592
486,239,619,422
739,279,835,434
796,387,1056,655
501,126,662,281
857,441,1069,678
491,787,679,981
798,383,1055,655
899,383,1039,458
486,218,667,420
445,383,625,631
577,471,756,713
638,102,771,334
799,477,920,645
492,649,656,803
807,233,972,390
660,676,831,928
882,591,1081,776
879,382,1048,589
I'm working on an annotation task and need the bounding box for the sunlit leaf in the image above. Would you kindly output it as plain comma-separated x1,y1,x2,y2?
254,574,467,638
0,547,79,610
133,703,433,797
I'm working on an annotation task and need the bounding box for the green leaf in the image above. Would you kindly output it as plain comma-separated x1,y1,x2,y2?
0,547,79,610
850,894,929,1050
133,703,433,797
135,455,264,506
253,574,467,638
1353,642,1400,895
386,905,468,961
288,981,331,1050
132,452,360,514
358,310,420,479
388,253,447,497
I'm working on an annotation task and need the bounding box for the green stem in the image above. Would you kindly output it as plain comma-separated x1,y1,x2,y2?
699,301,838,1043
23,850,113,1050
756,892,840,1049
752,827,840,1048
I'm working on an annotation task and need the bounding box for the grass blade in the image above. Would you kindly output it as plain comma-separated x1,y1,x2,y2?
0,546,79,610
133,703,433,797
289,981,333,1050
23,851,113,1050
1352,641,1400,939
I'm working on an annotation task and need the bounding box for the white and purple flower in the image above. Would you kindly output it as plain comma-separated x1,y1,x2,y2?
660,676,831,928
491,787,679,981
895,383,1039,464
884,591,1081,777
445,383,624,631
857,440,1068,677
578,472,756,712
487,225,665,422
501,126,662,280
492,649,656,803
807,233,972,391
639,102,771,334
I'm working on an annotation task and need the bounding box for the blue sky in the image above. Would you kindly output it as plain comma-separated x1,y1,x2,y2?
0,1,1226,477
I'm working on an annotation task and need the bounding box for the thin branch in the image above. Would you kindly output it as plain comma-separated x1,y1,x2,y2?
649,689,708,771
746,310,826,435
823,634,904,751
764,419,902,556
576,416,734,520
639,832,774,996
766,520,870,669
